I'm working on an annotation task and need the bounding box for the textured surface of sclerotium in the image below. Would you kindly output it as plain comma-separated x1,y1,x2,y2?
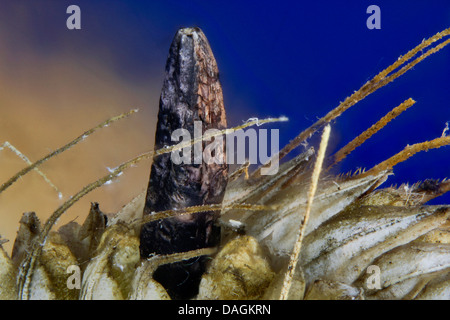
1,27,450,300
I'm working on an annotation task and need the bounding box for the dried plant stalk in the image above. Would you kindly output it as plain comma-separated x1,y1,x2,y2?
148,115,287,158
329,98,416,168
363,136,450,177
137,203,274,227
280,124,330,300
0,109,139,195
145,247,217,271
0,141,62,197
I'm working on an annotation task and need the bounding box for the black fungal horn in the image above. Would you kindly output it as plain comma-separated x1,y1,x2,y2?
139,27,228,299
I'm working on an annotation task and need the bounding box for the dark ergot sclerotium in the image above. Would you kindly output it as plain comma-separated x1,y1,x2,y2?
139,27,228,299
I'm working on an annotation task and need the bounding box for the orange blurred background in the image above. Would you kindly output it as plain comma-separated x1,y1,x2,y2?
0,5,162,254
